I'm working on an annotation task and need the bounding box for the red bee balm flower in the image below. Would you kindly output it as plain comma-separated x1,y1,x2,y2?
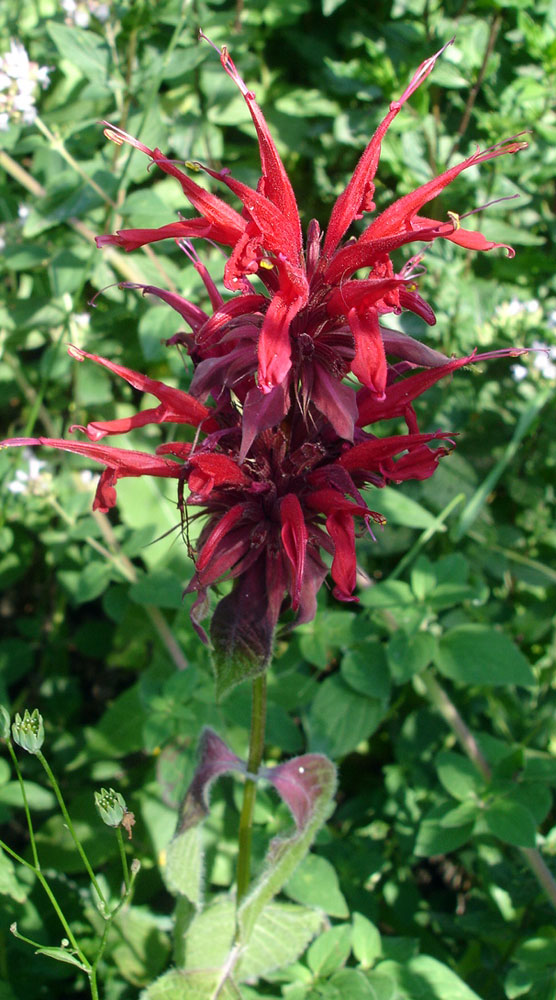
2,43,528,683
96,38,526,450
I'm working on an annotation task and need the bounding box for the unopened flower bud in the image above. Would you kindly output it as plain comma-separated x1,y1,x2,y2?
0,705,10,739
94,787,127,828
12,709,44,753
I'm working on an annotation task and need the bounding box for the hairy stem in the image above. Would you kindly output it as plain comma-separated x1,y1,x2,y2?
236,674,267,904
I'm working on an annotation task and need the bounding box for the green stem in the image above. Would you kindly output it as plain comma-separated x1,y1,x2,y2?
35,751,107,908
116,828,130,891
0,839,87,961
6,742,40,870
236,675,267,904
417,668,556,911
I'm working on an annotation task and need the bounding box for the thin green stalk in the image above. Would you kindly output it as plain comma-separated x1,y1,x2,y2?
390,492,465,581
236,675,267,904
35,751,107,908
417,668,556,912
35,116,118,209
116,827,130,891
6,742,39,869
454,386,554,541
0,838,87,960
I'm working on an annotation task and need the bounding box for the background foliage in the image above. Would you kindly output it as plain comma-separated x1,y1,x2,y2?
1,0,555,997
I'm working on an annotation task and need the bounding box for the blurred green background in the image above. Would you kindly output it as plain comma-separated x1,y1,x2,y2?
1,1,555,998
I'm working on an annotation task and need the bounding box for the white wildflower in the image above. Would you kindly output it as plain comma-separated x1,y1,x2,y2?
7,450,51,497
0,39,50,131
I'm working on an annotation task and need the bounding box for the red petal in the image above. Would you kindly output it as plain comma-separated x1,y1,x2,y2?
361,140,527,245
219,47,302,257
414,215,515,257
356,354,477,426
280,494,308,611
1,436,183,513
322,41,453,259
66,345,215,437
188,453,249,495
195,505,246,572
338,432,452,472
347,308,387,397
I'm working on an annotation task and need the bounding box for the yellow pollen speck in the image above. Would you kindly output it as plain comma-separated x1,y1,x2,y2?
407,283,417,291
259,259,274,270
185,160,201,172
152,746,161,756
447,211,461,231
159,849,167,867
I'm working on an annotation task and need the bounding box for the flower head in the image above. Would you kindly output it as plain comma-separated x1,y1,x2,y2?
2,43,528,684
97,39,525,449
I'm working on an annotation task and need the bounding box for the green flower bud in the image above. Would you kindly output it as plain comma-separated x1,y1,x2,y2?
0,705,10,740
12,709,44,754
94,787,127,828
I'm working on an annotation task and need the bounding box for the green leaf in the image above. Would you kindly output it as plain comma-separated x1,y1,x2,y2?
376,956,485,999
341,640,390,700
415,802,475,857
370,487,442,531
285,853,349,917
46,21,110,79
164,827,203,906
141,969,243,999
328,969,376,999
307,924,352,978
436,752,483,801
359,581,413,609
387,632,436,684
485,797,537,847
435,625,535,687
238,903,324,980
179,897,322,983
0,780,56,811
0,851,27,903
352,913,382,969
130,570,185,609
32,946,88,970
322,0,348,14
307,675,386,758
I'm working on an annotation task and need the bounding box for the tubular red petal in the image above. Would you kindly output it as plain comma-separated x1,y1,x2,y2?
2,436,183,513
322,41,453,259
280,494,308,611
95,218,245,253
218,46,302,257
356,354,477,426
67,345,214,432
338,432,452,472
188,453,250,490
195,505,247,572
347,308,387,397
361,140,527,245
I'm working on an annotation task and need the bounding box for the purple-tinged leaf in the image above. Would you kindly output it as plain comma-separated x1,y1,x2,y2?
176,728,245,834
238,754,336,940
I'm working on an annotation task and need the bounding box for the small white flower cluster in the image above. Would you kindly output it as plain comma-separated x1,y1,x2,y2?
512,338,556,383
0,40,50,131
61,0,110,28
7,450,52,497
496,297,540,321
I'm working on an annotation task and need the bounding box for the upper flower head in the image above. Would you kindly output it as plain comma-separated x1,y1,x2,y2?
96,39,526,450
